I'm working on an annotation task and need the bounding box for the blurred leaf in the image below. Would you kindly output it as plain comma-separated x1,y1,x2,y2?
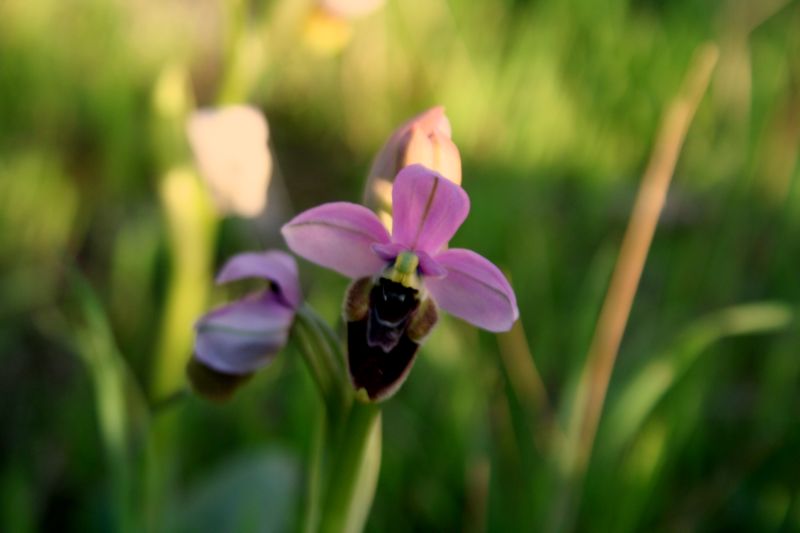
0,466,34,533
67,273,150,532
186,357,254,402
166,450,300,533
602,302,793,457
0,152,77,316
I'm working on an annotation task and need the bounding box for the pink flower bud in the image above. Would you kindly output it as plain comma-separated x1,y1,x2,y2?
364,107,462,215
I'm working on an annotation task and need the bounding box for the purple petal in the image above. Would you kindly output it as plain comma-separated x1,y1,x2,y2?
194,292,294,375
371,242,405,262
282,202,390,278
416,251,446,278
424,249,518,332
391,165,470,254
216,251,302,309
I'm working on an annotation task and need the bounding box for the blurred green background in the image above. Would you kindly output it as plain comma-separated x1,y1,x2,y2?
2,0,799,531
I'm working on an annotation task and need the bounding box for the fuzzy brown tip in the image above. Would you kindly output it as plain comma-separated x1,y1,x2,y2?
407,298,438,342
187,358,253,402
343,277,374,321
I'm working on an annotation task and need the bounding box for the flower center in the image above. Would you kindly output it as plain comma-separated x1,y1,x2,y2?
383,251,420,290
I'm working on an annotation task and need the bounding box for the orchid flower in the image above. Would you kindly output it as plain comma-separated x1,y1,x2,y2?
282,164,518,400
188,251,301,400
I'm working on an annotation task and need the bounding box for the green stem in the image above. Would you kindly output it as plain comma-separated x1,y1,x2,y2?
291,304,381,532
293,317,333,401
302,406,327,533
297,305,347,384
320,402,382,533
294,306,350,422
303,306,348,373
217,0,249,105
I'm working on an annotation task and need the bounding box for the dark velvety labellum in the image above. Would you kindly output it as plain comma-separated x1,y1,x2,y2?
348,318,420,401
366,278,420,352
187,357,253,402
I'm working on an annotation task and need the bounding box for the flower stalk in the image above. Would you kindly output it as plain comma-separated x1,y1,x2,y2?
550,43,719,533
320,401,382,533
293,305,351,423
292,307,382,533
186,106,514,532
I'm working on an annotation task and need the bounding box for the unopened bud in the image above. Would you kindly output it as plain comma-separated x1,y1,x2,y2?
187,358,253,402
364,107,462,219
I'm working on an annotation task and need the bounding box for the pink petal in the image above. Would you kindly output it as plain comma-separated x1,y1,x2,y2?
281,202,391,278
416,250,447,278
371,242,405,262
425,249,519,332
216,251,302,309
194,292,294,375
391,165,470,254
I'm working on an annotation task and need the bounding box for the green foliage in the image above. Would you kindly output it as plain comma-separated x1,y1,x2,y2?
2,0,800,531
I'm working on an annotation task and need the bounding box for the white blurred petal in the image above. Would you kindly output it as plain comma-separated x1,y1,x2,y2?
187,105,272,217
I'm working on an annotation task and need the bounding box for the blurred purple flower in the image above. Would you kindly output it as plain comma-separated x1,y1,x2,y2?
188,251,301,400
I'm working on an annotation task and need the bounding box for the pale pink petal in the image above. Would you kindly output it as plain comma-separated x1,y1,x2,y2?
391,165,470,254
426,129,462,186
368,107,451,184
194,293,294,375
216,251,301,309
187,105,272,217
402,125,461,186
425,249,518,332
409,105,451,137
281,202,391,278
